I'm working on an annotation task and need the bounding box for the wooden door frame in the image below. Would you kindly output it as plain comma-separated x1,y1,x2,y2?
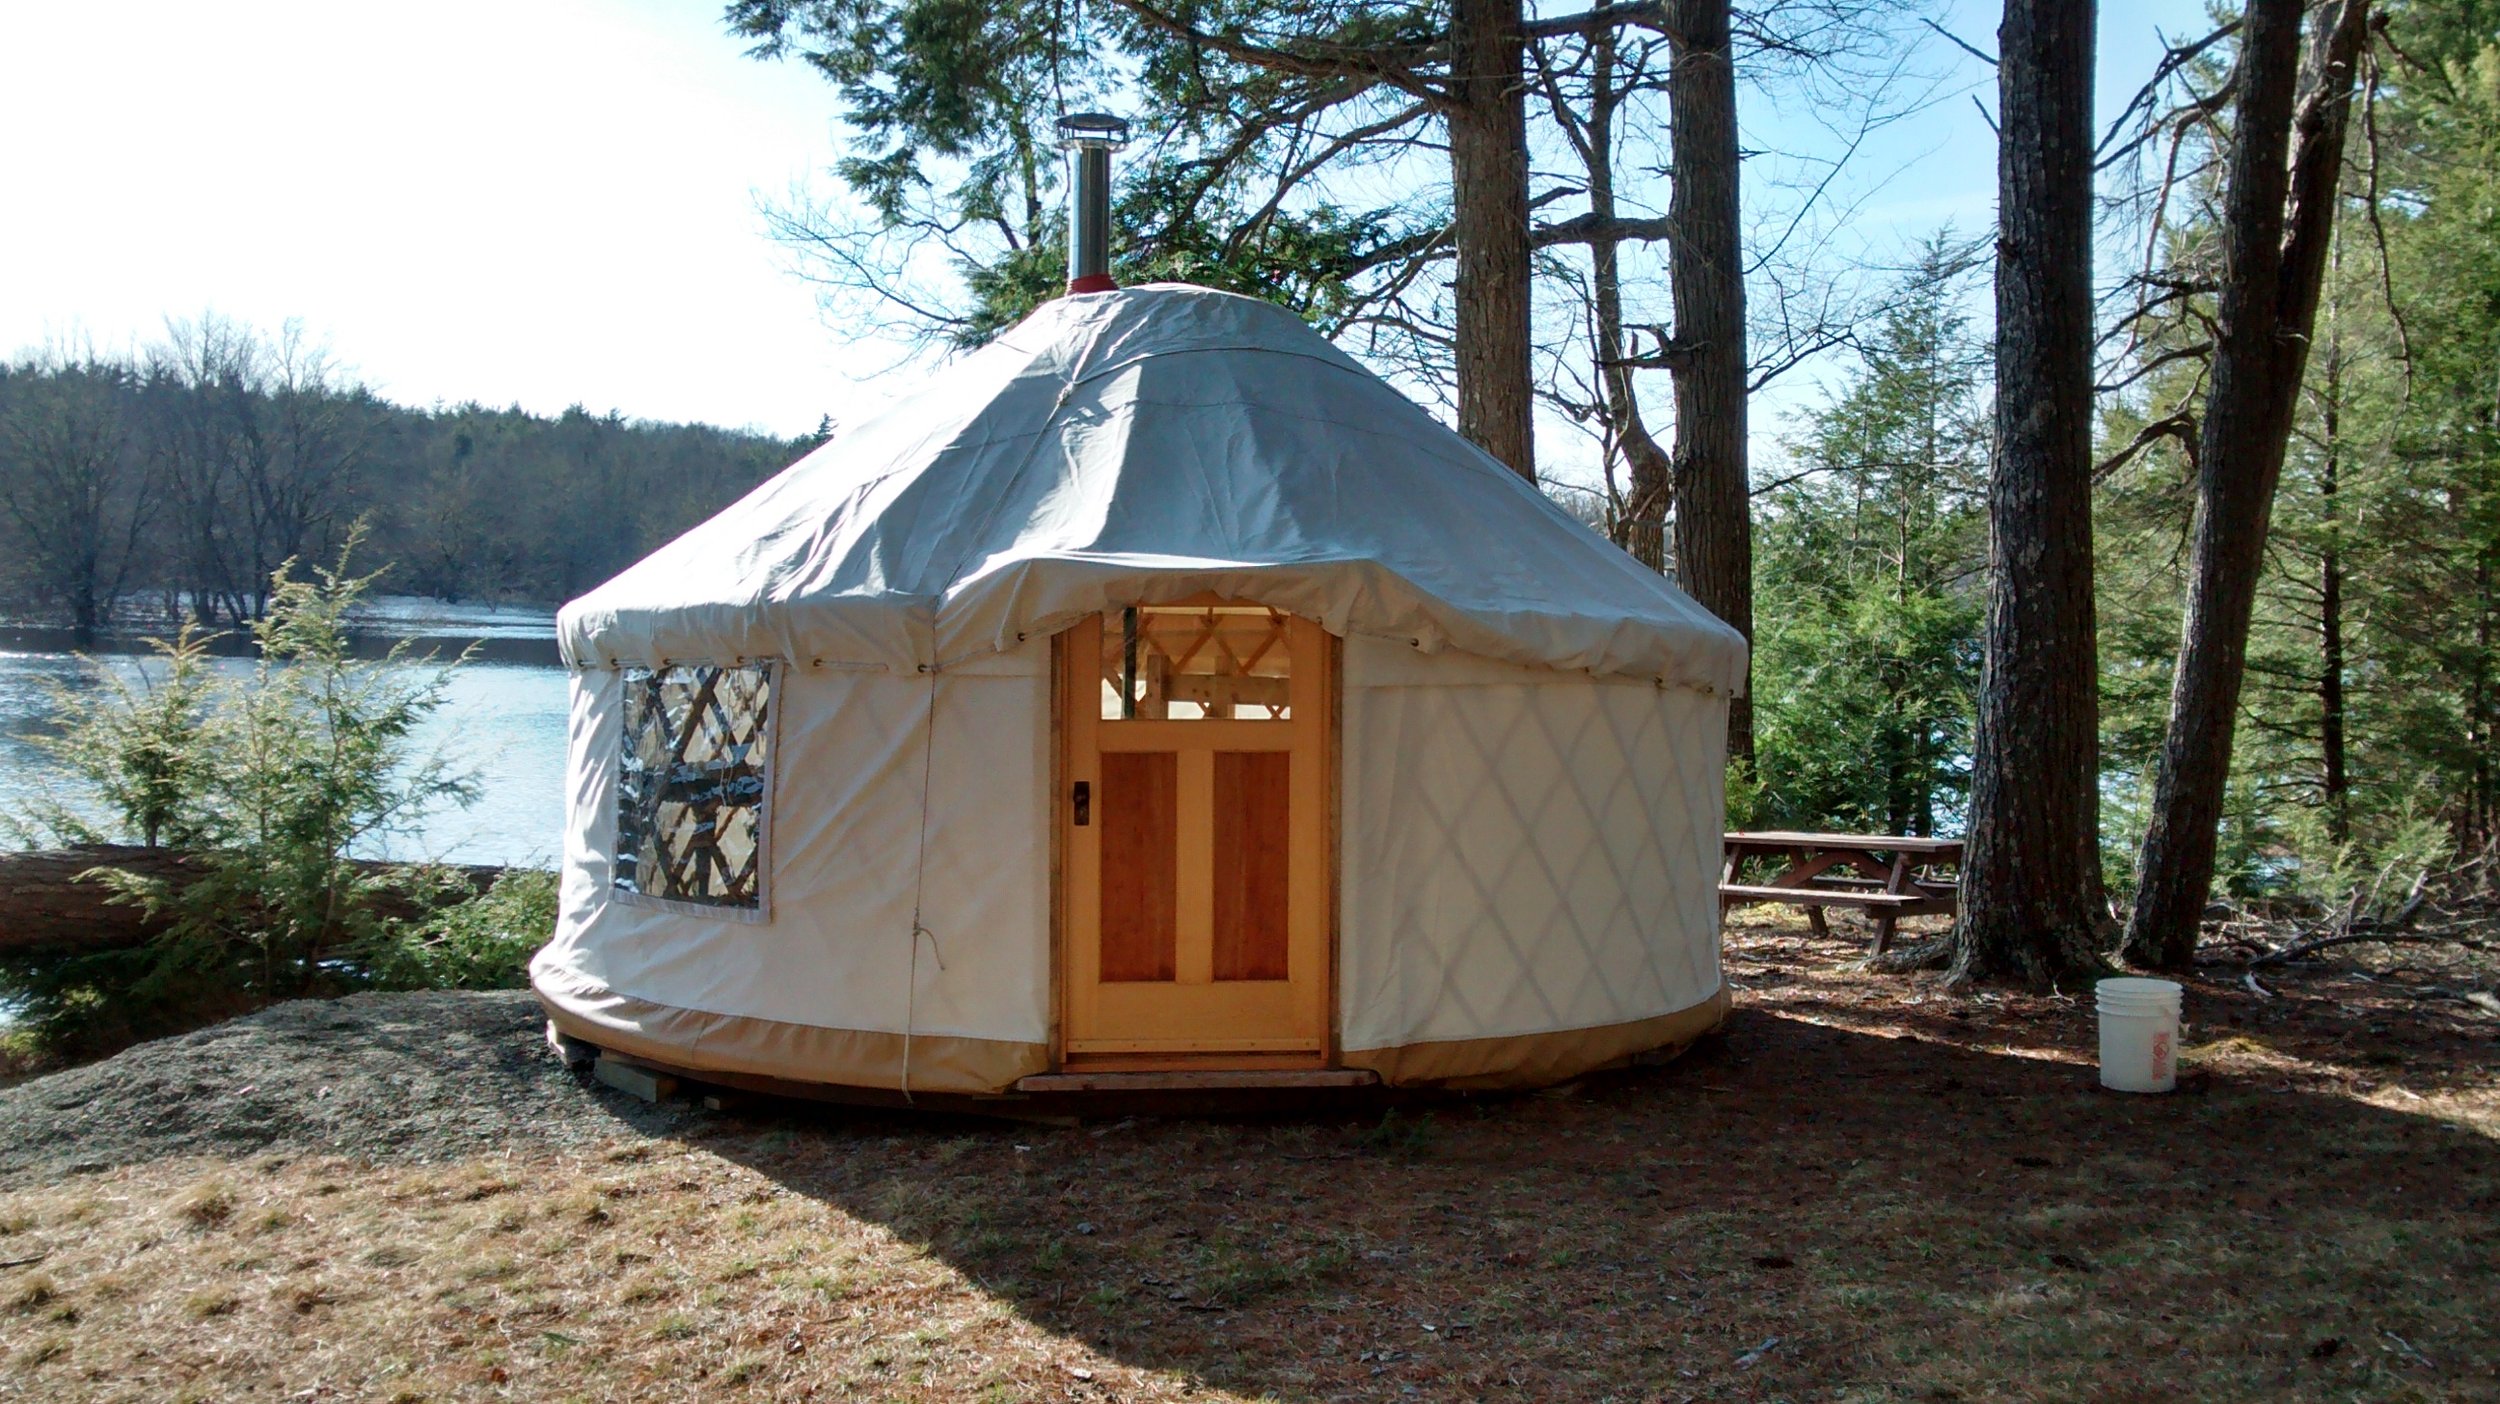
1048,599,1341,1072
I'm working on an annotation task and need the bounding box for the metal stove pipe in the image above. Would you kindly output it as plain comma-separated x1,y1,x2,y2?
1057,112,1129,294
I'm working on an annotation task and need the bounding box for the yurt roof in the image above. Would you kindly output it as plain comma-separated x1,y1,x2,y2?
558,284,1748,693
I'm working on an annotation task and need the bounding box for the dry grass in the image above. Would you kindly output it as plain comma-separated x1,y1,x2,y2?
1,911,2495,1402
166,1180,233,1230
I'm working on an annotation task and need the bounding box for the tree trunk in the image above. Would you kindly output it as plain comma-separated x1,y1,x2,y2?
1665,0,1753,760
2473,554,2497,850
1914,728,1936,837
2123,0,2371,970
1951,0,2110,987
2321,484,2349,838
2318,306,2350,844
1885,692,1918,838
0,845,508,959
1580,29,1674,569
1447,0,1537,480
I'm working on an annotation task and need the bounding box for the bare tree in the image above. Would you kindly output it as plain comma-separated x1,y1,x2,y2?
0,343,154,638
1535,0,1918,765
1532,29,1677,562
143,316,371,623
255,324,372,591
147,314,263,625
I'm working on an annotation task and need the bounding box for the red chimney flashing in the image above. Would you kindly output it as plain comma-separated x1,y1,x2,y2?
1066,273,1118,294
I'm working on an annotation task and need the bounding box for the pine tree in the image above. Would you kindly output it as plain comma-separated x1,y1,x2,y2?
1753,241,1987,836
1953,0,2112,987
2124,0,2374,970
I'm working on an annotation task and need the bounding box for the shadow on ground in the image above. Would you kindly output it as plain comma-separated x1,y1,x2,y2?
662,1000,2500,1401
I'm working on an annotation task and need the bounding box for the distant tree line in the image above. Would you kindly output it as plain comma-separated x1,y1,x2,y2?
0,315,813,636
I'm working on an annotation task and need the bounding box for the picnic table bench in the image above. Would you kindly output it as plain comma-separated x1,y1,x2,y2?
1720,830,1963,955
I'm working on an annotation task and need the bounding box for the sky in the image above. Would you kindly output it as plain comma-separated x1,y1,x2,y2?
0,0,2191,444
0,0,854,435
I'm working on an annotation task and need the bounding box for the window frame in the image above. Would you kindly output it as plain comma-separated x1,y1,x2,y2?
609,659,780,922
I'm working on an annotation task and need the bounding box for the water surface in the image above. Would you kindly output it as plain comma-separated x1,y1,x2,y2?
0,598,569,869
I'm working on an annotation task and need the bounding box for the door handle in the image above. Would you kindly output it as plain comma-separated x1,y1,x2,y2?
1072,780,1090,826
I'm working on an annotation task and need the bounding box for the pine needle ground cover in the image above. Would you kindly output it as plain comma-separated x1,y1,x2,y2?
2,912,2493,1403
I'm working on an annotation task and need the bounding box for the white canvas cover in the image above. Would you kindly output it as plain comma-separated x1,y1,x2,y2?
1338,638,1726,1056
536,642,1054,1092
537,284,1744,1095
555,285,1748,694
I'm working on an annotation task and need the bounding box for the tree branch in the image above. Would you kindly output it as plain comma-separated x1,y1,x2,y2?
2094,411,2199,482
2097,19,2243,162
1530,211,1676,248
1521,3,1674,43
1220,100,1433,261
1920,17,1996,67
1109,0,1447,104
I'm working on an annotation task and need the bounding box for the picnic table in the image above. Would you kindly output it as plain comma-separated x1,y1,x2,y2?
1720,831,1964,955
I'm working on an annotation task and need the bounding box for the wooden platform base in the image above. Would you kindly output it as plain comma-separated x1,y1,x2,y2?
592,1056,679,1103
1015,1069,1379,1093
579,1047,1409,1122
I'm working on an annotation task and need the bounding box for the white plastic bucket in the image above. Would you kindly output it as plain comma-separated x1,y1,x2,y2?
2096,978,2184,1093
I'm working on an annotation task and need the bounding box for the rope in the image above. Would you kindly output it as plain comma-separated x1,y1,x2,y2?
896,337,1092,1099
900,657,945,1100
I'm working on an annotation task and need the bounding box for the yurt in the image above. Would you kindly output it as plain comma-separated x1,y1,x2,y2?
532,130,1746,1101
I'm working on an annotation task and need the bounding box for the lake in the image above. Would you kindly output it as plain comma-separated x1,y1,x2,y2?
0,598,570,869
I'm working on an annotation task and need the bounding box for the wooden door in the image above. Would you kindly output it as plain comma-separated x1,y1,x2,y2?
1060,602,1332,1062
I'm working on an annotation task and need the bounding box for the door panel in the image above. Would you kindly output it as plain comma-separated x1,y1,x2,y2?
1097,751,1177,982
1061,602,1332,1061
1211,750,1291,981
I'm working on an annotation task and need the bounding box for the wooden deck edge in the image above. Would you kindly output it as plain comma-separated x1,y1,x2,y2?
576,1047,1405,1120
1014,1069,1382,1093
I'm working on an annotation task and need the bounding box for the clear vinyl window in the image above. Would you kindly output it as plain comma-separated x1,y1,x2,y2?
614,662,774,911
1100,605,1293,720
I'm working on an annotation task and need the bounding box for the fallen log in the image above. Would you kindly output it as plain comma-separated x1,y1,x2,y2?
0,845,509,959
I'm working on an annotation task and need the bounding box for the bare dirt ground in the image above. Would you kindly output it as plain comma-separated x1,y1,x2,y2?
0,991,696,1189
1,911,2494,1402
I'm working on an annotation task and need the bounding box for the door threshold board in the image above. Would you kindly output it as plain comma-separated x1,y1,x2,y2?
1016,1068,1381,1093
1060,1050,1326,1069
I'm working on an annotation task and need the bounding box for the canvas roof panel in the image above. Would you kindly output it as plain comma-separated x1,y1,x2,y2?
558,284,1747,693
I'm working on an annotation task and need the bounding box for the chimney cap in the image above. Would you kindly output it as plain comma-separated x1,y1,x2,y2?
1056,112,1131,149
